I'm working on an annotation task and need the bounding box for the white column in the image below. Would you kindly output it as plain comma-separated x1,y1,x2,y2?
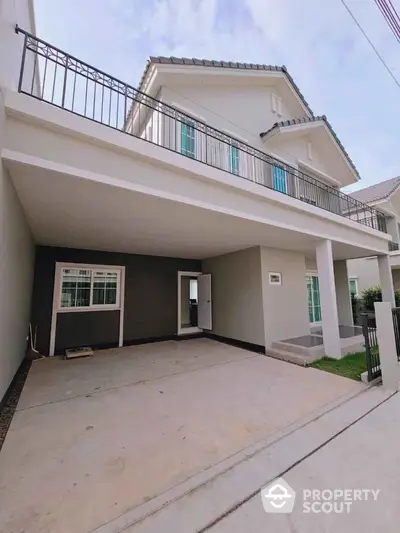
316,240,341,359
378,255,395,306
374,302,400,390
386,216,400,244
334,260,353,326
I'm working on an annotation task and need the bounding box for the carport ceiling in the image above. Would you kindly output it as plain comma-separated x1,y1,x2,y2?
6,160,375,261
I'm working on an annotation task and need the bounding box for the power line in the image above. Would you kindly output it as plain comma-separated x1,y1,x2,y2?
377,0,400,40
340,0,400,90
374,0,400,42
389,0,400,22
388,0,400,24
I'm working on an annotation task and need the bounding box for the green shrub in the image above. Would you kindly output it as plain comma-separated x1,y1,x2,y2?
362,285,400,311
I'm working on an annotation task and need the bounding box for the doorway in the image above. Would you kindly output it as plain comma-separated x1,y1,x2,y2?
178,272,212,334
307,274,321,324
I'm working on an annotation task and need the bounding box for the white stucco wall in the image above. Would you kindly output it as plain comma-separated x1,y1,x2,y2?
348,257,400,295
0,160,34,400
0,0,35,400
347,257,379,294
265,135,330,177
159,85,291,151
0,119,34,400
159,84,351,187
202,247,265,346
0,0,37,92
260,247,310,346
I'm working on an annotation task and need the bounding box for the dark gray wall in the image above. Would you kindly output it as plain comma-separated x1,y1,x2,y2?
55,311,120,353
31,246,201,355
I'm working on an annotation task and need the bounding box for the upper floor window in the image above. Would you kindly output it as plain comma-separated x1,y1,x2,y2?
181,120,196,158
60,267,120,310
272,165,287,194
229,144,240,175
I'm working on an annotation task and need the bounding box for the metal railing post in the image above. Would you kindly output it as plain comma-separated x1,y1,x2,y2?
61,55,69,109
18,33,28,93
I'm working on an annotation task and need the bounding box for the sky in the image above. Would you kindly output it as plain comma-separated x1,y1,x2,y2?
33,0,400,191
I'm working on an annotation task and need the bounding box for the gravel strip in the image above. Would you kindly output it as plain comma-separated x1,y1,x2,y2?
0,359,32,452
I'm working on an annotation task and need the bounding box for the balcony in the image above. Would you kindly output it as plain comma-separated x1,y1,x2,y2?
15,27,387,234
389,241,399,252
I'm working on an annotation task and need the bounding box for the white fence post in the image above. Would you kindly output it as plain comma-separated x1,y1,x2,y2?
374,302,400,390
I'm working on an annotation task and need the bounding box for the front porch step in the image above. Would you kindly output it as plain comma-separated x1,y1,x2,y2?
265,347,322,367
271,340,322,357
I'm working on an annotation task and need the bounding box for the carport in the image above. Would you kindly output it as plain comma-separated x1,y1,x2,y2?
0,338,364,533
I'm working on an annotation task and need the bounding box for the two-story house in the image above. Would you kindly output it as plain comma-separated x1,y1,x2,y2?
347,177,400,294
0,1,396,400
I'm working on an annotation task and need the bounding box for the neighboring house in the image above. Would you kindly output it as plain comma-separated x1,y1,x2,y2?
0,0,396,400
347,177,400,294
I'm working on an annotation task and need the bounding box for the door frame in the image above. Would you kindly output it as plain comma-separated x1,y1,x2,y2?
306,271,322,326
177,271,203,335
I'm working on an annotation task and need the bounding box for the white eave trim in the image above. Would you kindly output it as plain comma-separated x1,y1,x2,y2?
362,198,397,216
298,160,341,188
260,122,321,143
376,185,400,204
149,64,313,118
262,120,359,183
323,122,360,182
141,64,158,97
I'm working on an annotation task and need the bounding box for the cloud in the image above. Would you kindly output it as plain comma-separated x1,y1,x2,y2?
33,0,400,187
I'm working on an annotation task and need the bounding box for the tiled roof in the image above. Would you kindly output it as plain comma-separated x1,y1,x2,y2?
259,116,360,180
350,176,400,204
137,56,314,117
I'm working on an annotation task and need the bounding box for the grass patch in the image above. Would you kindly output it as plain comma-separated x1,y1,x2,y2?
310,351,367,381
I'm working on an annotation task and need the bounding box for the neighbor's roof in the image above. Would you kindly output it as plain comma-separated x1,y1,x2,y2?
260,116,360,180
350,176,400,204
138,56,314,117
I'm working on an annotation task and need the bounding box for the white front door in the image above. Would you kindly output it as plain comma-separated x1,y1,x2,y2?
198,274,212,330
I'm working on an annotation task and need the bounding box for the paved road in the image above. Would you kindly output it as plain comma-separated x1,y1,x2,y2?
208,389,400,533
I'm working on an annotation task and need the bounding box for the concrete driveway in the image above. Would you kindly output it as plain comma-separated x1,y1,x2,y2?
0,338,364,533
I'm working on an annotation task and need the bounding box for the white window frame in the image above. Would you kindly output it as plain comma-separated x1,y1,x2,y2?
58,267,121,311
306,272,322,325
349,277,359,297
229,143,240,176
49,262,125,356
171,103,206,160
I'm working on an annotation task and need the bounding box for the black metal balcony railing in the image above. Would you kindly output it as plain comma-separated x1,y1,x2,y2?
389,241,399,251
15,27,388,234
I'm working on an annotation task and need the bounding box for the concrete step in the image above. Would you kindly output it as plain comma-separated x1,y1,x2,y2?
271,340,324,358
265,347,321,366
